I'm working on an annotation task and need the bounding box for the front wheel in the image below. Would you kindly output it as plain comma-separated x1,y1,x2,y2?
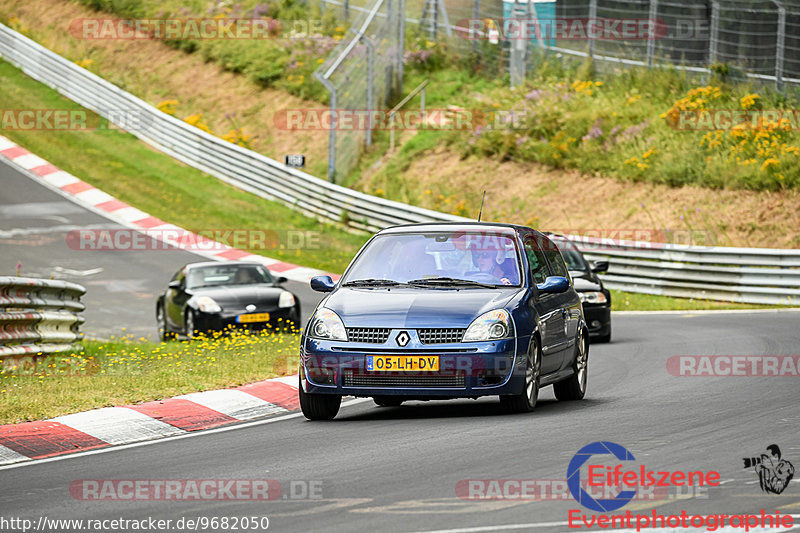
500,337,540,413
299,379,341,420
554,330,588,401
156,304,174,342
184,310,196,340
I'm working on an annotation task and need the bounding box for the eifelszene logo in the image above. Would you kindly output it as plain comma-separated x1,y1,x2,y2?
567,441,721,513
743,444,795,495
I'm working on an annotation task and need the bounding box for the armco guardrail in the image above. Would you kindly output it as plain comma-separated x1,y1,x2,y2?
0,23,798,306
0,277,86,359
568,236,800,306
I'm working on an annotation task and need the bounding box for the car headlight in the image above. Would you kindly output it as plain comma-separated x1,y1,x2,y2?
309,308,347,341
579,291,608,304
278,291,296,308
463,309,512,342
195,296,222,313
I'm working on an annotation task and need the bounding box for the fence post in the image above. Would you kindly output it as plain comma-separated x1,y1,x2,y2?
472,0,480,53
771,0,786,89
363,35,375,146
647,0,657,67
588,0,597,59
398,0,405,95
709,0,719,65
314,73,338,182
509,0,529,88
344,0,350,20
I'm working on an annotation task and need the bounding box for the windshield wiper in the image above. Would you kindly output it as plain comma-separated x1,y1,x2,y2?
406,277,497,289
342,278,404,287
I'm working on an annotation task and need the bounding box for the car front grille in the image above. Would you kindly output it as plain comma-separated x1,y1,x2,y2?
346,328,391,344
342,371,465,388
417,328,466,344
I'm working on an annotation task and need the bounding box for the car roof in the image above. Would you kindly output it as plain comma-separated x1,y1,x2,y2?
377,222,537,237
184,261,265,270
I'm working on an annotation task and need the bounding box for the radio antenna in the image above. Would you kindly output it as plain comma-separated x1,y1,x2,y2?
477,191,486,222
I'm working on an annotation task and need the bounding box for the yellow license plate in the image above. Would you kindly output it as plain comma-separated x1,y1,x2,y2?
237,313,270,323
366,355,439,372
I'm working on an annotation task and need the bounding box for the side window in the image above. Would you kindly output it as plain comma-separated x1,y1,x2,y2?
541,238,570,279
523,236,550,284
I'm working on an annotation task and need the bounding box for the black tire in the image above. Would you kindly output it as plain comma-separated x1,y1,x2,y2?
499,337,540,413
299,379,341,420
554,329,588,401
156,304,174,342
373,396,404,407
184,310,196,340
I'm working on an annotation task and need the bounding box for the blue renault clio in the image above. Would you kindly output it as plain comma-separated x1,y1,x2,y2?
299,222,588,420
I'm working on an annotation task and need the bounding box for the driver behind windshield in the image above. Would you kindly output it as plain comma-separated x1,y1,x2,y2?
471,250,513,285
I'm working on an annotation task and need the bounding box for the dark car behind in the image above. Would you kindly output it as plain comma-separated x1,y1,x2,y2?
547,234,612,343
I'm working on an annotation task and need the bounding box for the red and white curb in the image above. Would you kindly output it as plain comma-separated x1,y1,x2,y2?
0,134,339,283
0,375,299,465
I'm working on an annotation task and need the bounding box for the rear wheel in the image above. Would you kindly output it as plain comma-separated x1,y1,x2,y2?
554,330,588,401
373,396,404,407
500,337,540,413
299,377,341,420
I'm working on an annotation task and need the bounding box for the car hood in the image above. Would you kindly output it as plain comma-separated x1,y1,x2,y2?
323,287,521,328
570,271,602,292
190,284,284,308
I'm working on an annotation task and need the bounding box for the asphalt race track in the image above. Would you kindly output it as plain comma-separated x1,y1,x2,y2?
0,159,323,339
1,310,799,532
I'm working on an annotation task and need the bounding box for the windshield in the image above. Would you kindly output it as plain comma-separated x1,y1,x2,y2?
343,232,522,287
186,264,274,289
554,240,589,271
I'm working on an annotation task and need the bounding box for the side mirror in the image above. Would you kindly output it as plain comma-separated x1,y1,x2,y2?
591,260,609,274
275,276,288,284
168,280,182,289
310,275,335,293
536,276,569,294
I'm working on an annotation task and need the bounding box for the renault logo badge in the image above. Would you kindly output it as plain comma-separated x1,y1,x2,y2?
396,331,410,347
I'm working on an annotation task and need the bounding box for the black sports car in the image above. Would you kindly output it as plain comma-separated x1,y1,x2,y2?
547,234,612,343
156,261,300,340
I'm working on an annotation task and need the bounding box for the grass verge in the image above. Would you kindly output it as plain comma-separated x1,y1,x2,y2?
0,329,300,425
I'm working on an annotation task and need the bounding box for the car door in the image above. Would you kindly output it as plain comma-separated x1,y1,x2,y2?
541,236,581,368
522,233,562,375
165,268,188,330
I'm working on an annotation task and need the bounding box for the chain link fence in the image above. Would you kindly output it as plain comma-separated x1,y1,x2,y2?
543,0,800,87
312,0,404,182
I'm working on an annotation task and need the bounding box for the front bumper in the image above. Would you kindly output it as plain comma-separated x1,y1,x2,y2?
300,331,527,398
583,304,611,337
194,307,299,333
